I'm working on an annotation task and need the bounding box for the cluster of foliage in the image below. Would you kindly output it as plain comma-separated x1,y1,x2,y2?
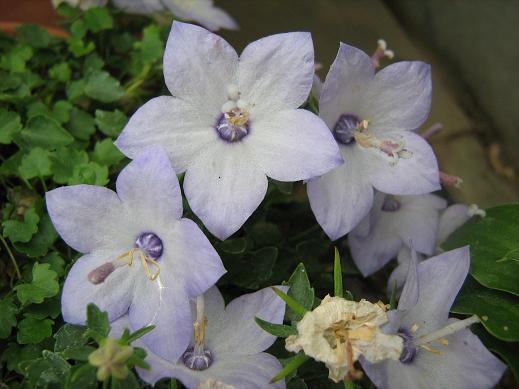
0,4,518,388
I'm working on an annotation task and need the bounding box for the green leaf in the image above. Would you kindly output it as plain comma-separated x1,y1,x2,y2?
17,315,54,344
19,115,74,149
84,70,124,102
123,325,156,345
85,304,110,343
283,263,314,321
232,247,278,289
67,79,87,101
1,343,43,374
27,101,53,119
0,44,33,73
51,147,89,184
40,252,66,277
255,317,297,337
271,352,309,383
2,207,39,243
16,24,51,48
24,351,71,387
218,237,248,255
84,7,114,33
68,362,98,388
95,109,127,137
129,24,163,75
49,62,72,83
451,276,519,341
249,222,282,247
0,108,22,144
444,204,519,296
287,378,309,389
54,324,88,352
52,100,73,123
24,297,61,320
68,161,109,186
334,247,343,298
91,138,125,166
14,215,58,258
67,107,96,140
14,262,60,305
272,287,308,319
0,296,18,338
18,147,52,179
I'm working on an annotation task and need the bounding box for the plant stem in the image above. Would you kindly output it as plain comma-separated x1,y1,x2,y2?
170,379,178,389
344,379,355,389
0,234,21,280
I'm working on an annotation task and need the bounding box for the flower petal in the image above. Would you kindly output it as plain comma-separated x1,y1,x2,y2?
61,248,138,324
46,185,130,253
183,142,268,240
368,131,440,195
239,32,314,116
138,351,285,389
400,247,470,334
250,109,343,181
161,219,226,298
208,286,288,356
307,147,374,240
112,0,164,14
397,249,420,312
129,275,192,363
116,146,183,221
364,61,431,132
163,22,238,114
165,0,239,31
437,204,471,245
115,96,217,173
319,43,374,130
387,248,425,297
362,325,506,389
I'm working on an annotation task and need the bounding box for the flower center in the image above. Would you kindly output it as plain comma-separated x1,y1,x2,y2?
333,115,413,165
182,296,213,371
381,196,401,212
87,232,163,285
216,84,251,142
398,315,480,363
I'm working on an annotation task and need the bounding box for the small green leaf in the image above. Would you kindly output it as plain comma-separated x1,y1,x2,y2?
14,215,58,257
40,252,66,277
255,317,297,337
49,62,72,82
2,207,39,243
14,262,60,305
0,296,18,338
24,351,70,387
67,107,96,141
444,204,519,296
18,147,52,179
15,24,51,48
51,147,89,184
272,287,308,319
91,138,125,166
0,44,33,73
283,263,314,321
218,237,248,255
124,325,156,344
271,352,309,383
334,247,343,298
451,276,519,341
2,343,43,374
85,304,110,343
84,70,124,102
95,109,127,137
68,161,109,186
19,115,74,149
54,324,88,352
52,100,73,123
0,108,22,144
84,7,114,33
17,315,54,344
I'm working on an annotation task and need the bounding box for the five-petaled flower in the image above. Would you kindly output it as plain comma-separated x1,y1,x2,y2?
115,21,343,240
307,43,440,240
361,247,507,389
46,146,226,363
110,286,288,389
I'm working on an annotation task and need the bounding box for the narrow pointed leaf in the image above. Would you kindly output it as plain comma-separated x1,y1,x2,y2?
272,287,308,319
334,247,343,298
255,317,297,338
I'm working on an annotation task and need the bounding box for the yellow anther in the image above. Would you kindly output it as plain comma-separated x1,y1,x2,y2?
410,324,419,334
116,248,160,282
438,338,449,346
420,344,442,355
194,316,208,346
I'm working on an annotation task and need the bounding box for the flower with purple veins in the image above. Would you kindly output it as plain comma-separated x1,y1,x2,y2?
361,246,507,389
307,43,440,240
110,286,288,389
46,146,226,363
387,203,485,295
115,22,343,240
349,192,447,277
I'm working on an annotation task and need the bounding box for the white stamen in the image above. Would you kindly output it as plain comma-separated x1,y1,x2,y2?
377,39,387,51
221,100,237,113
468,204,486,218
226,84,239,100
236,98,249,110
414,315,479,346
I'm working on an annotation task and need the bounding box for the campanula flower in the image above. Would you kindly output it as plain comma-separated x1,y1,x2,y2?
46,147,225,363
115,22,342,240
307,43,440,240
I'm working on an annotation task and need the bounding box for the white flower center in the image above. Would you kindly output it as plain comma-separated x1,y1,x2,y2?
216,84,251,142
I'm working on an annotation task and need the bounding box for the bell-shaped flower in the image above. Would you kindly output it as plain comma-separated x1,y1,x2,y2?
361,247,507,389
110,286,288,388
387,203,484,295
349,192,447,276
112,0,238,31
46,147,226,363
115,22,343,240
285,295,403,383
307,43,440,240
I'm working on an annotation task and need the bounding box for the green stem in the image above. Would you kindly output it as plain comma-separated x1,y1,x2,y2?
170,379,178,389
102,378,109,389
39,176,48,192
0,234,21,280
344,379,355,389
334,247,343,298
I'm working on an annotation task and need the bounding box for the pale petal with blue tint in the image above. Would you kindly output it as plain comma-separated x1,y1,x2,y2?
164,0,238,31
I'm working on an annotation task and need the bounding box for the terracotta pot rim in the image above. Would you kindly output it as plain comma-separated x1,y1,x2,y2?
0,21,68,38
